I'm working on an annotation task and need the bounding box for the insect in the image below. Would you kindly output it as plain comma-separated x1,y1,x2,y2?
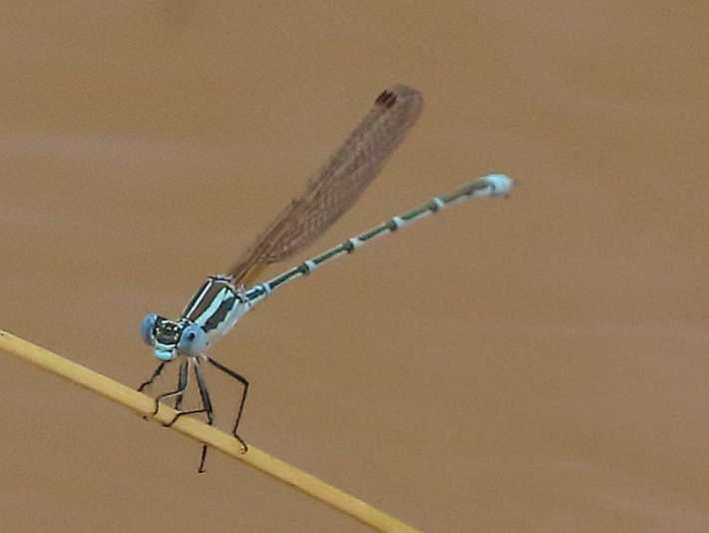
138,85,514,472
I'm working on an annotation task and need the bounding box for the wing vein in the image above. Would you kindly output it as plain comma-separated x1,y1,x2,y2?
228,84,423,286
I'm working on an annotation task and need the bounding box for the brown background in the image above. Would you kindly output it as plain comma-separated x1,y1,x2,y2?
1,3,707,532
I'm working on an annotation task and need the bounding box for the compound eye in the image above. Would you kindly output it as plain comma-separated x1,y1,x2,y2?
140,313,158,345
177,323,208,356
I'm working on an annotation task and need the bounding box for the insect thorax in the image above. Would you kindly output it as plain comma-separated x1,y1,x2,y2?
180,275,250,341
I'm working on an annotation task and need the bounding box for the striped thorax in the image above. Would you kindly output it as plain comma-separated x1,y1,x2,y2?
141,275,252,361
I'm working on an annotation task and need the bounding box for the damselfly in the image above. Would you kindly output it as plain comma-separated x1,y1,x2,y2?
138,85,514,471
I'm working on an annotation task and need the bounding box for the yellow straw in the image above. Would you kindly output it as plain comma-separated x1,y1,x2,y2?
0,329,419,533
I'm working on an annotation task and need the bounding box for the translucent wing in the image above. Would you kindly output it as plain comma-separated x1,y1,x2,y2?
228,84,424,286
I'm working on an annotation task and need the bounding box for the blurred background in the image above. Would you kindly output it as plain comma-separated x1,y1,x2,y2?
1,2,707,531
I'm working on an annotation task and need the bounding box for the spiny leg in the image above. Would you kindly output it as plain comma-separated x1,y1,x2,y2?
162,361,214,427
137,361,168,392
195,364,214,473
207,356,249,453
173,363,186,411
174,387,185,411
161,359,215,472
152,358,189,416
138,361,170,420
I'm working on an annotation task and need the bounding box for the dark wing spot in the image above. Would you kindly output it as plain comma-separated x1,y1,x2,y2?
375,89,398,108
